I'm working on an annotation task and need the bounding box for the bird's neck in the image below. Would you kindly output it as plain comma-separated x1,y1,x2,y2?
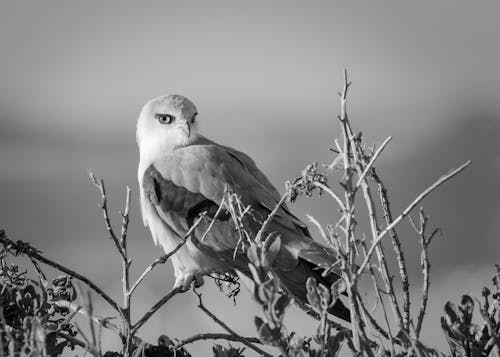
138,134,205,179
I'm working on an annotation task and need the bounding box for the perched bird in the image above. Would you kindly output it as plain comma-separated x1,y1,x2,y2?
136,94,349,321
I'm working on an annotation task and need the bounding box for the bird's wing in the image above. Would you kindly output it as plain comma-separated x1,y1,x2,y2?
142,142,338,272
187,136,311,233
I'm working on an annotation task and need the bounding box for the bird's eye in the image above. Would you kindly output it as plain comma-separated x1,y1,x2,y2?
192,112,198,123
155,113,175,124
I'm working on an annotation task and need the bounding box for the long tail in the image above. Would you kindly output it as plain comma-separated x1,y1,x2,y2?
275,258,351,322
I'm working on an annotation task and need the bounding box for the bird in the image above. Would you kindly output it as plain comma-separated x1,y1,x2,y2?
136,94,350,321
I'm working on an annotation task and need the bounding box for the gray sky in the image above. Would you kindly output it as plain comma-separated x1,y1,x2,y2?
1,1,499,355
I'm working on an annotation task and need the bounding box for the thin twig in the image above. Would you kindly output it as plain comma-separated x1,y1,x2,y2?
360,241,397,354
357,160,471,275
341,102,404,332
131,287,182,334
307,214,330,247
255,193,288,243
202,196,228,243
410,209,441,338
74,322,100,357
118,185,133,356
351,133,404,330
372,170,411,331
128,214,206,297
313,182,346,211
84,290,97,353
120,186,132,246
54,295,121,336
337,69,372,352
89,171,126,261
355,136,392,188
194,289,272,357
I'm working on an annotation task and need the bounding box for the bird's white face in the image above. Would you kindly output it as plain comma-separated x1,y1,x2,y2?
136,94,199,159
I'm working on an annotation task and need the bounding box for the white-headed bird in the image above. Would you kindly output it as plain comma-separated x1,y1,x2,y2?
136,94,349,321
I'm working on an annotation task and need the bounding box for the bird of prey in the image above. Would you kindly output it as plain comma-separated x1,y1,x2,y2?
136,94,349,321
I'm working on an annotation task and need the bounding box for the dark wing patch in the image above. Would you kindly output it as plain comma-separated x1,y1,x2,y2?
143,165,229,227
187,199,230,227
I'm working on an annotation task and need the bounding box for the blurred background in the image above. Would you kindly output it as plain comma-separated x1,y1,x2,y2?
1,1,499,355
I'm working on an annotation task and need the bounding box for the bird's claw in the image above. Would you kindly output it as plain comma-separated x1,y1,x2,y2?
174,272,204,291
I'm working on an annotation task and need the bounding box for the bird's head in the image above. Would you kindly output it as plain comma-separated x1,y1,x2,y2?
136,94,199,155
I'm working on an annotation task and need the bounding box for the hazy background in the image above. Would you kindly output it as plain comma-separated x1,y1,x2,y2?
1,1,499,355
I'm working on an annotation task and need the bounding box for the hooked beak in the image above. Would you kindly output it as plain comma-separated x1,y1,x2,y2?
177,120,191,137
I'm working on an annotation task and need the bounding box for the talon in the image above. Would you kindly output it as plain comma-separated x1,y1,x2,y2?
174,272,205,291
173,276,184,290
194,275,204,288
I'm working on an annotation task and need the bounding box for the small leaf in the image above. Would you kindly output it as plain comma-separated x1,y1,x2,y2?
46,332,67,357
330,280,343,308
255,318,281,346
271,294,290,321
306,278,321,312
459,294,474,325
254,316,265,330
316,283,331,311
324,331,347,357
444,302,460,324
212,344,246,357
262,234,281,267
246,244,260,266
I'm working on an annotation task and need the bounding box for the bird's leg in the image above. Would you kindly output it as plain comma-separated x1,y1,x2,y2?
174,271,205,291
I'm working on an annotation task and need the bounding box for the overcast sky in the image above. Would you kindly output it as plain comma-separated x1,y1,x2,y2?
1,1,499,356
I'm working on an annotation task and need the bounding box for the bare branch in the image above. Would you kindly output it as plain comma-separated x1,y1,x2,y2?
355,136,392,188
194,289,272,357
175,333,262,348
84,290,98,353
411,209,441,338
313,182,346,211
89,171,126,261
128,214,206,297
131,287,182,334
255,193,288,243
360,241,397,354
357,160,471,275
120,186,132,246
372,170,411,331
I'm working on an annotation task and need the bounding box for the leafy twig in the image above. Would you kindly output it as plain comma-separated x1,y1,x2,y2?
0,230,124,319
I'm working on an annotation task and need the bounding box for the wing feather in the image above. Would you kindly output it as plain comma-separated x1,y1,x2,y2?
143,139,339,274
